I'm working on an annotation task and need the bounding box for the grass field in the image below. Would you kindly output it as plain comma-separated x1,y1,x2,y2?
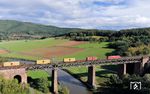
0,38,68,60
0,38,116,88
27,70,49,79
0,38,114,60
62,42,113,59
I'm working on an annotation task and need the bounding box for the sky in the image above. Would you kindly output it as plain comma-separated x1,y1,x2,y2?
0,0,150,30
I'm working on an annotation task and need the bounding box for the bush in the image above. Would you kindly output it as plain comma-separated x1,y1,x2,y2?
0,78,29,94
36,78,49,93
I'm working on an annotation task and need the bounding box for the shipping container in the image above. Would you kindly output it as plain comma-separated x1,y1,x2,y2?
86,56,97,61
63,58,76,62
36,59,51,64
107,55,121,59
3,61,20,67
92,56,97,60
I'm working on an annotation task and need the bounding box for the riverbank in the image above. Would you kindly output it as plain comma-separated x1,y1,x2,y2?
63,65,118,92
63,69,95,91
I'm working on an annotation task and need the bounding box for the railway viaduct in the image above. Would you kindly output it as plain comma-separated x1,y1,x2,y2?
0,56,149,94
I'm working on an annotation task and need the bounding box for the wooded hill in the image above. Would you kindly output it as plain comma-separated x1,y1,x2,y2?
0,20,80,40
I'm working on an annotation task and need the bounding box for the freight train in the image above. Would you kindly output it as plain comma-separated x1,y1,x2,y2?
1,55,121,67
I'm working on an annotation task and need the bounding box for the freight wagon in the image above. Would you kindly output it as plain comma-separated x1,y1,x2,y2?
63,58,76,63
3,61,20,67
36,59,51,64
107,55,121,59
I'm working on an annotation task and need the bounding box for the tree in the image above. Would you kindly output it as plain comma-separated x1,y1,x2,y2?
143,47,150,55
37,78,49,93
0,78,29,94
98,74,150,94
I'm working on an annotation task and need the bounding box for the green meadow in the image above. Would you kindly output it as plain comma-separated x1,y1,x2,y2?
62,42,114,59
0,38,114,60
27,70,49,79
0,38,116,86
0,38,68,60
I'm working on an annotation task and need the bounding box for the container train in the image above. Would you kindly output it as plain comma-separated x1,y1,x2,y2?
1,55,121,67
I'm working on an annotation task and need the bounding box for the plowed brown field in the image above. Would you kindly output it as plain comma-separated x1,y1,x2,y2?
0,50,9,54
21,41,86,58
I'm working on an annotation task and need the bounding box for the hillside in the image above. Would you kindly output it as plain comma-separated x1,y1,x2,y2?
0,20,80,40
0,20,150,40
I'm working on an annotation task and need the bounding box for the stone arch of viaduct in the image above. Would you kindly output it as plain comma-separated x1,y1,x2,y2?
0,68,27,83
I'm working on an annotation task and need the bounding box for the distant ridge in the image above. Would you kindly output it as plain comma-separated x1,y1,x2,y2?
0,20,81,39
0,20,150,40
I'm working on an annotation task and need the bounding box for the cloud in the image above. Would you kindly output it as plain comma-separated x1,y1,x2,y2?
0,0,149,30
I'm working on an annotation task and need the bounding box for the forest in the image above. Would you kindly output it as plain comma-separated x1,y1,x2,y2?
66,28,150,56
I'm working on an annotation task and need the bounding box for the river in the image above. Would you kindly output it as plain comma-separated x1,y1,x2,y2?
45,69,92,94
57,69,92,94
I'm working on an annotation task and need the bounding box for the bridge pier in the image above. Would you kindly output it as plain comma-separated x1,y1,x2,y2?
118,64,126,77
52,68,58,94
87,65,96,88
134,56,149,74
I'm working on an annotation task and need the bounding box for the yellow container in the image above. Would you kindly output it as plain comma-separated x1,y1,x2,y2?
3,61,20,67
36,59,51,64
63,58,76,62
